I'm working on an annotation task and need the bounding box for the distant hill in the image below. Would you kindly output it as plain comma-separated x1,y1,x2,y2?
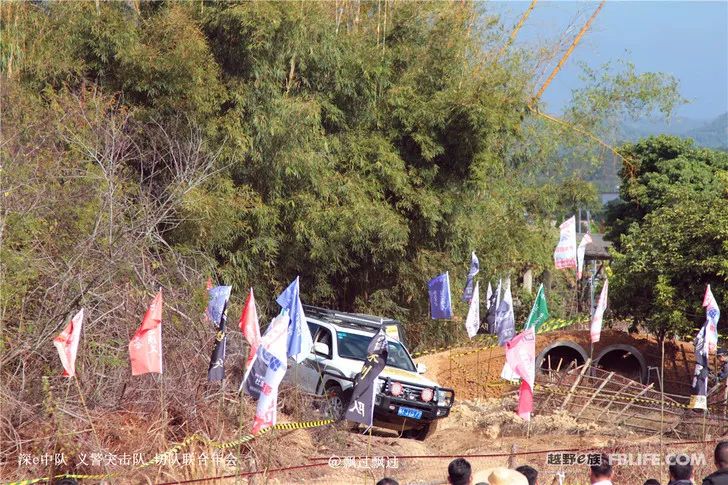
618,112,728,150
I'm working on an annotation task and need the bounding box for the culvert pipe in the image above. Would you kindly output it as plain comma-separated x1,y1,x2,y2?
593,344,647,383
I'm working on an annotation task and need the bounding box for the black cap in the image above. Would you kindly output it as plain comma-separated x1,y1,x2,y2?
718,349,728,357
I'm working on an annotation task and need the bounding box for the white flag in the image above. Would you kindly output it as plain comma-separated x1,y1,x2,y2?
464,282,480,339
576,233,593,279
486,282,493,310
590,279,609,343
554,216,577,270
704,284,720,353
495,279,502,311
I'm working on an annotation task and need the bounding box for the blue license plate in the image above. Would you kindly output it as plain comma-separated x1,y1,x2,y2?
397,406,422,420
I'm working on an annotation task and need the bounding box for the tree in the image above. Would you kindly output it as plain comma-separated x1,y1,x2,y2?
606,136,728,339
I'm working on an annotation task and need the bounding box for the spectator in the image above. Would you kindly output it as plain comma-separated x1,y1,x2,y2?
448,458,472,485
516,464,538,485
644,480,661,485
667,454,693,485
376,479,399,485
704,441,728,485
590,454,613,485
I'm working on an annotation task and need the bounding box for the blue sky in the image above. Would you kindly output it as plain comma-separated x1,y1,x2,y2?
488,1,728,119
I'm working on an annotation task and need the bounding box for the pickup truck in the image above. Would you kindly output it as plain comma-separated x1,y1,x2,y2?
283,306,455,440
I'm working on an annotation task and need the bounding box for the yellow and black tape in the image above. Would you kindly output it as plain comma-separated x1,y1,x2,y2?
3,419,335,485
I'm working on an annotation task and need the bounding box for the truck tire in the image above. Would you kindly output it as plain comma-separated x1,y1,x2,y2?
325,384,351,421
404,420,438,441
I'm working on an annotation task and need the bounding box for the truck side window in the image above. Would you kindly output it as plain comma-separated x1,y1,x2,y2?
315,328,333,359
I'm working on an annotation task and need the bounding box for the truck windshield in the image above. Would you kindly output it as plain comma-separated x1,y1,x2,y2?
336,331,416,372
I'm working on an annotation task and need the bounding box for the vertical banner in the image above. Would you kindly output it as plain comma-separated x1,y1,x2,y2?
462,252,480,302
344,329,388,427
576,233,593,279
704,284,720,353
240,288,262,371
590,279,608,343
277,277,313,363
129,290,163,376
207,286,232,382
523,284,549,332
53,309,84,377
464,282,480,339
241,312,290,433
494,280,515,346
690,322,710,410
503,328,536,420
554,216,577,270
428,272,453,319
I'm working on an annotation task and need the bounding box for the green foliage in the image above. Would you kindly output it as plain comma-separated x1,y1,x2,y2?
606,136,728,339
1,1,689,359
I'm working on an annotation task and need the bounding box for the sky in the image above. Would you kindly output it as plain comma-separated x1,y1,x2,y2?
488,1,728,120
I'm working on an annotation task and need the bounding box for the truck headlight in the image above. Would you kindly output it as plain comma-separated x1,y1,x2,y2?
436,389,453,407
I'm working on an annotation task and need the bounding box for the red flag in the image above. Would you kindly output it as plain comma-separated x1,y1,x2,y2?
240,288,261,370
129,290,163,376
504,328,536,420
53,309,84,377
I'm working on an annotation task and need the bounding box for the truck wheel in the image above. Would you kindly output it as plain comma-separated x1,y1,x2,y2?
408,420,438,441
325,384,351,421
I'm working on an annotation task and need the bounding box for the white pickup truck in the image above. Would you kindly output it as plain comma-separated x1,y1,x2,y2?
283,306,455,440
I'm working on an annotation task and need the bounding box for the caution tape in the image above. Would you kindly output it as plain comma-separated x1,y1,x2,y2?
3,419,334,485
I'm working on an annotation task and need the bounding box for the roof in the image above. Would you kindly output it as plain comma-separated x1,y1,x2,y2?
584,233,613,261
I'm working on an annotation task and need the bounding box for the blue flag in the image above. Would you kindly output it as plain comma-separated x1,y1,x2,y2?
428,272,453,319
276,276,313,362
494,282,516,346
462,251,480,302
206,285,232,327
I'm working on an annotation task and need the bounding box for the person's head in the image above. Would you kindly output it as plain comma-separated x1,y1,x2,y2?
376,479,399,485
668,454,692,481
516,465,538,485
643,480,660,485
718,349,728,363
448,458,472,485
715,441,728,470
590,454,612,483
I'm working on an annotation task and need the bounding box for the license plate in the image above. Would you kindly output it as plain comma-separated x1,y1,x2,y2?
397,406,422,420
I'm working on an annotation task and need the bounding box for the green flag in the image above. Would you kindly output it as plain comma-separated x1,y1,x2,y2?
524,284,549,331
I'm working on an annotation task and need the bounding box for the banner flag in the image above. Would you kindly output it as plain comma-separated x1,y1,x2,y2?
464,282,480,339
486,282,493,310
576,233,593,279
462,252,480,302
241,312,290,433
277,277,313,363
344,329,389,427
523,284,549,332
206,285,231,327
240,288,262,371
486,280,500,334
494,280,515,346
503,328,536,420
690,321,710,410
53,309,84,377
590,279,608,343
428,272,453,319
554,216,577,270
704,284,720,353
129,290,163,376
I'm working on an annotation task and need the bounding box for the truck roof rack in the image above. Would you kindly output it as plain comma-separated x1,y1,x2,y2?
302,304,399,330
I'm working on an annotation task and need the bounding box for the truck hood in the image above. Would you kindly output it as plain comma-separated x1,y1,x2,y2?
335,357,439,388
